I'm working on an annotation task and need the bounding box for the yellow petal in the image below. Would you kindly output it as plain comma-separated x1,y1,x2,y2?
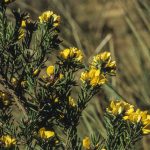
90,77,99,86
100,51,111,61
80,72,88,82
39,127,55,139
142,127,150,134
44,131,55,138
95,70,100,77
83,137,90,149
88,68,96,78
60,49,70,59
118,106,123,114
39,11,53,23
46,65,54,76
39,127,45,138
21,20,26,28
59,73,64,80
33,69,40,76
1,135,16,148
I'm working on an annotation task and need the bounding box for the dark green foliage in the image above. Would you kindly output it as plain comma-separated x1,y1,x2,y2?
104,112,142,150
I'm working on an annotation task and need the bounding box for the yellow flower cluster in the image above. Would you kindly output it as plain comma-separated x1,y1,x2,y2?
17,10,60,40
80,51,115,87
39,11,60,27
0,91,10,106
18,11,60,40
59,47,83,63
107,100,150,134
124,109,150,134
107,100,134,116
0,135,16,148
38,127,55,139
80,68,107,87
83,137,90,150
91,51,116,75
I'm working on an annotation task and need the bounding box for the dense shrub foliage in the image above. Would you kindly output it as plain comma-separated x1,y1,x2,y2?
0,1,150,150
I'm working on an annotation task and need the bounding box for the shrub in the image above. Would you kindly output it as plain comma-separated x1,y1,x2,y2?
0,1,149,150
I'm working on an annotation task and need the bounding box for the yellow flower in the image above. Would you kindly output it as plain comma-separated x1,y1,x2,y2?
69,96,76,107
59,47,83,62
105,60,116,74
142,122,150,134
88,68,100,78
39,11,60,27
143,115,150,125
83,137,90,150
46,65,55,76
91,51,116,75
123,108,150,134
21,20,26,28
106,60,116,68
80,72,89,83
52,14,61,27
75,49,83,62
0,135,16,148
38,127,55,139
60,48,70,59
141,113,150,134
80,68,107,87
33,68,40,76
92,52,111,65
39,11,53,23
18,19,32,40
11,77,17,85
54,98,59,103
99,51,111,62
108,100,150,135
59,73,64,80
123,109,148,123
90,76,99,86
107,100,134,116
142,119,150,134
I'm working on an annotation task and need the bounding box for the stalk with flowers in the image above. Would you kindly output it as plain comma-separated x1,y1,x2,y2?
0,0,150,150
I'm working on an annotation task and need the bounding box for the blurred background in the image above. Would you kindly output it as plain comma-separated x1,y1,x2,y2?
10,0,150,149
